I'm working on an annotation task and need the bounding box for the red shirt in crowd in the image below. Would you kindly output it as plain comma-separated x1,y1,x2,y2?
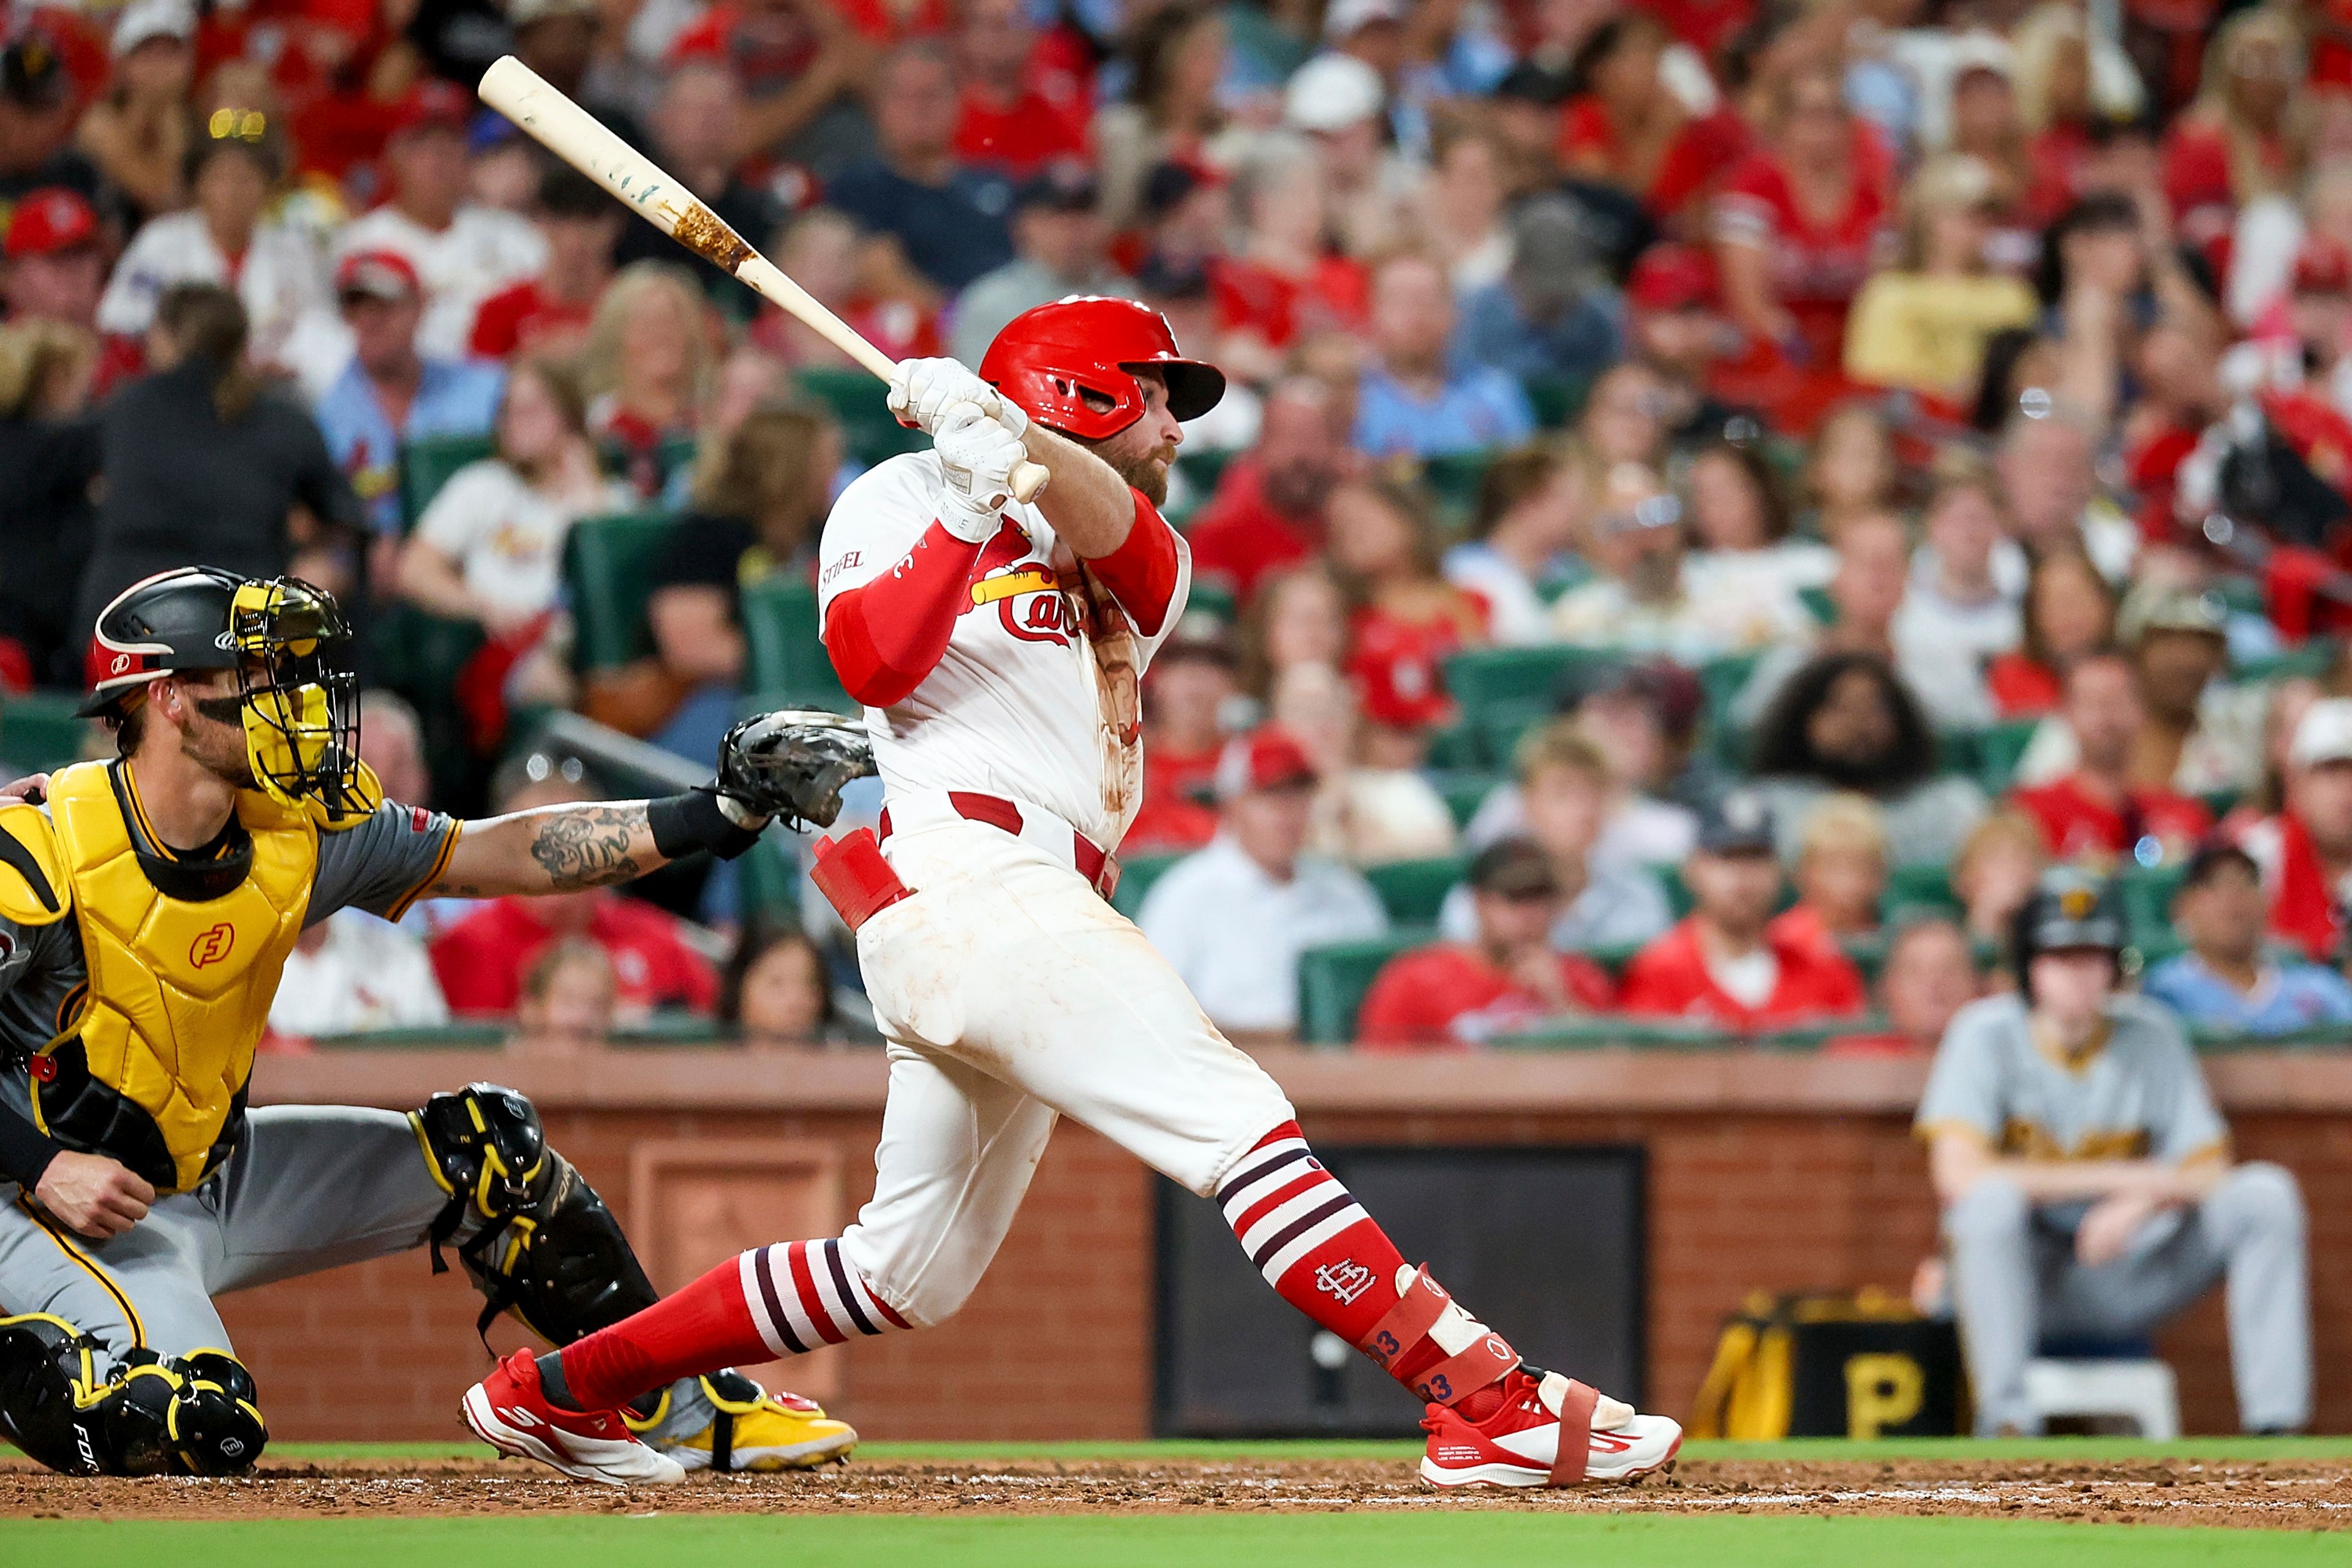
470,280,597,360
2011,773,2214,862
1347,604,1471,731
1183,459,1323,602
1713,125,1894,368
1123,742,1221,853
1558,99,1748,221
1616,916,1868,1031
1210,254,1368,351
430,894,720,1017
1631,0,1756,56
955,85,1091,175
2241,810,2346,961
1985,654,2063,717
1356,942,1616,1050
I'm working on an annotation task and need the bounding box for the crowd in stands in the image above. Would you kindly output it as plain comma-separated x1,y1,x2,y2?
3,0,2352,1066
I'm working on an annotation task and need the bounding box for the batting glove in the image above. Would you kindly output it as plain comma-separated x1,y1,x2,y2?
889,357,1028,439
933,403,1030,542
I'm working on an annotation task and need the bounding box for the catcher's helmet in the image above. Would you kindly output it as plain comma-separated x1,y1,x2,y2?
2009,865,2126,992
80,566,369,814
978,295,1224,440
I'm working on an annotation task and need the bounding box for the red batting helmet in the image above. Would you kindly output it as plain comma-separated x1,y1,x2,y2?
978,295,1225,440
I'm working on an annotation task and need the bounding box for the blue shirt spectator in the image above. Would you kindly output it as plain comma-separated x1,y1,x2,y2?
2141,842,2352,1037
1452,194,1623,394
310,249,503,534
1354,249,1534,459
825,44,1014,293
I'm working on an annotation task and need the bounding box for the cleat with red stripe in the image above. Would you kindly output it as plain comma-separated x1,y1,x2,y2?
461,1348,687,1487
1419,1366,1682,1488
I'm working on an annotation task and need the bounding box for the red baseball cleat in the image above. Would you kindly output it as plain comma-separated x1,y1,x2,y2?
1419,1366,1683,1488
461,1348,687,1487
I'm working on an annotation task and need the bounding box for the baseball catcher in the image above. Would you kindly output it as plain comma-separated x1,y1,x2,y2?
462,298,1683,1488
0,566,867,1479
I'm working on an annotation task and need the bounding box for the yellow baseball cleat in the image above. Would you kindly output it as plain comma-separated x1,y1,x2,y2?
632,1371,859,1473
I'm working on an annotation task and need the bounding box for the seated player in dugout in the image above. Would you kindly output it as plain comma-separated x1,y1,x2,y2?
1917,867,2312,1437
0,567,872,1477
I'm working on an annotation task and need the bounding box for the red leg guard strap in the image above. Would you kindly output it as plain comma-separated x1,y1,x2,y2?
1408,1332,1521,1406
1549,1379,1600,1485
1357,1265,1451,1372
1357,1265,1517,1404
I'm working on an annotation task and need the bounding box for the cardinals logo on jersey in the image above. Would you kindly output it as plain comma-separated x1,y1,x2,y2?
963,521,1079,647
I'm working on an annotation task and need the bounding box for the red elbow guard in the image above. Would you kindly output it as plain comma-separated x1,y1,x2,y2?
824,522,985,707
1085,489,1182,636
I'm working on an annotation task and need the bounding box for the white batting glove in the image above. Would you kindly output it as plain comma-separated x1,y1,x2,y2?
933,403,1030,542
888,357,1028,439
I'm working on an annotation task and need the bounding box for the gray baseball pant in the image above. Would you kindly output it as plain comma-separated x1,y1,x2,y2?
1942,1161,2311,1435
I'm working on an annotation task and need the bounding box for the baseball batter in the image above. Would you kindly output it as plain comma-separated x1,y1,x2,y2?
464,298,1682,1488
0,568,864,1478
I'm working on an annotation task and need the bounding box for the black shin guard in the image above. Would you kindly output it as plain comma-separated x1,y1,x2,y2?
0,1314,265,1476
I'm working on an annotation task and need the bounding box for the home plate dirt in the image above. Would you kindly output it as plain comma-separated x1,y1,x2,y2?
4,1455,2351,1528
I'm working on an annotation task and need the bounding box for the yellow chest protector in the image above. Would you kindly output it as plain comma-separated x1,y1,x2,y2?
27,761,322,1193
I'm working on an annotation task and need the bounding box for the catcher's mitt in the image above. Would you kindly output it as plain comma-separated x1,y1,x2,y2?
717,710,876,831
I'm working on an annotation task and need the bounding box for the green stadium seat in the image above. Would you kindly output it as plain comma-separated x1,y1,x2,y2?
2212,575,2265,619
1420,450,1496,522
612,1011,727,1046
1660,865,1693,918
313,1023,508,1049
1841,935,1887,989
1442,646,1615,767
736,832,804,924
1521,374,1586,430
0,692,92,772
1365,854,1471,924
1796,585,1835,627
1110,851,1184,919
1297,931,1429,1044
399,433,496,532
794,365,929,470
564,511,679,671
366,603,487,806
1884,864,1959,918
1974,717,2040,795
1170,448,1235,524
2233,643,2337,683
1936,727,1983,780
1495,1016,1726,1050
1429,769,1500,827
1186,579,1237,625
742,578,849,709
2116,864,2186,949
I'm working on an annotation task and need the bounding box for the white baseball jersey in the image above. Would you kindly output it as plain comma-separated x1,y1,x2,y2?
816,451,1193,851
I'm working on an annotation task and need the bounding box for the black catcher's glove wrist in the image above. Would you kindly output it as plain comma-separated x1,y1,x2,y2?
715,709,876,832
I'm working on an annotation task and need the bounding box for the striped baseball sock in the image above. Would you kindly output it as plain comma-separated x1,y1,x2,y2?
1216,1120,1410,1350
549,1238,909,1412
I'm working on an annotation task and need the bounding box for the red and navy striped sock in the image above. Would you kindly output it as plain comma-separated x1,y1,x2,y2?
1215,1121,1408,1349
550,1238,909,1412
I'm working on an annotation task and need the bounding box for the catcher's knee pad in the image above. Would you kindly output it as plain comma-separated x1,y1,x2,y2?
0,1315,265,1476
412,1082,660,1344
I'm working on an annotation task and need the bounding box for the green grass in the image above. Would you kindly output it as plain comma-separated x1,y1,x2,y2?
271,1434,2352,1463
3,1514,2343,1568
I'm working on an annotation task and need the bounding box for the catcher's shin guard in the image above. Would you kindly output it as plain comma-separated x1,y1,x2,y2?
0,1314,266,1475
410,1083,660,1344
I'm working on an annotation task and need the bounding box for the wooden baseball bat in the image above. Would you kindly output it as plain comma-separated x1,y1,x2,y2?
476,55,1049,503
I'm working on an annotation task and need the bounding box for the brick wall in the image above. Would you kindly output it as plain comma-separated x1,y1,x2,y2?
214,1049,2352,1441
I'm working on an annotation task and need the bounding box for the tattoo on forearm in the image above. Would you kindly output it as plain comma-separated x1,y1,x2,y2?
527,805,647,891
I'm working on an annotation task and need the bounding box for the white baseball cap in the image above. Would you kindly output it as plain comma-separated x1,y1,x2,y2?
2291,698,2352,769
113,0,195,57
1283,53,1385,134
1322,0,1406,40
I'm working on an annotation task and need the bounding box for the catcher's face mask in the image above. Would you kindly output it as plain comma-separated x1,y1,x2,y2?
225,578,371,814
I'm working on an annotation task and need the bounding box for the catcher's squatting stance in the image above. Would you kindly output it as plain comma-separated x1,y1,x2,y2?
0,567,870,1478
462,297,1685,1490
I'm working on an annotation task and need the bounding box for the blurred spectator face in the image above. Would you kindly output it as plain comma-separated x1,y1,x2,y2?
1148,646,1236,752
357,696,430,804
2028,552,2113,665
2174,856,2269,971
1880,919,1977,1045
515,940,617,1049
1522,758,1607,859
1796,841,1885,933
875,48,960,168
1227,778,1316,873
776,208,861,309
1580,364,1666,466
1576,692,1668,794
2137,318,2223,406
1948,68,2016,156
655,63,745,173
1257,568,1348,677
6,246,101,327
1368,254,1454,374
119,35,194,101
1999,418,2095,548
1685,448,1771,552
516,12,599,90
1254,379,1345,514
706,346,790,445
1806,668,1899,772
617,280,698,394
1685,847,1781,942
496,366,575,472
1833,513,1909,633
2065,654,2143,776
2225,32,2295,129
1432,129,1503,233
1810,407,1894,522
1779,68,1848,165
1581,462,1679,583
472,140,540,212
192,145,270,243
738,935,829,1042
2027,948,2116,1032
1472,877,1560,954
388,124,470,224
1014,199,1104,277
1924,480,2002,582
1269,660,1357,775
2135,628,2225,724
1325,480,1419,582
959,0,1035,81
1954,813,2045,939
2060,215,2143,298
540,205,622,287
341,283,423,377
2290,759,2352,850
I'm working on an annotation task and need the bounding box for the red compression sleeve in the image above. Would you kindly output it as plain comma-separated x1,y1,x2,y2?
1083,488,1182,636
823,522,985,707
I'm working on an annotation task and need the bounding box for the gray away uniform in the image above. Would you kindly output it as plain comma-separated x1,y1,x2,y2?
1915,993,2311,1435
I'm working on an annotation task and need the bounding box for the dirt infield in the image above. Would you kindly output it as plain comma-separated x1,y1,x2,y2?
5,1452,2351,1528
